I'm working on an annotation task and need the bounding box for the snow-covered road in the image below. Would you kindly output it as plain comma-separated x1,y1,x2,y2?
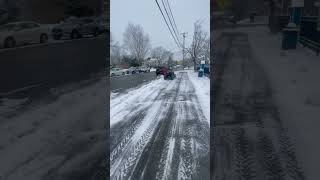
110,71,210,180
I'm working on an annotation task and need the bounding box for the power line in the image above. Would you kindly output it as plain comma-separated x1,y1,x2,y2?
165,0,180,42
155,0,181,49
161,0,181,46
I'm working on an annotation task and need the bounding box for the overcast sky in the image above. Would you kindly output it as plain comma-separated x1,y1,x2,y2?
110,0,210,60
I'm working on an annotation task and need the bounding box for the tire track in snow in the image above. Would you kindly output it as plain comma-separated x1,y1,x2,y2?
110,72,209,180
110,78,178,179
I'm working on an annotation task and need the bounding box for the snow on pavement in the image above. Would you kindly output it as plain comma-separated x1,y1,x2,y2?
187,70,210,123
110,72,210,180
243,26,320,180
0,77,107,180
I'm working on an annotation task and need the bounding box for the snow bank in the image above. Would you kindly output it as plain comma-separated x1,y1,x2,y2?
186,70,210,123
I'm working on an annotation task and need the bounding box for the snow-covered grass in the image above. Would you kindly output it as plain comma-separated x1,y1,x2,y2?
242,26,320,180
186,70,210,123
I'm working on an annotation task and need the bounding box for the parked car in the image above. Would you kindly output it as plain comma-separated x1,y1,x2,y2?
0,21,49,48
52,17,100,40
127,67,140,74
110,68,126,76
0,8,8,25
95,16,108,34
139,66,150,73
122,68,129,74
156,67,168,76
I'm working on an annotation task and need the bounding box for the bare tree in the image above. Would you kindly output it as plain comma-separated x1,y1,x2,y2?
187,21,208,70
123,23,151,66
151,46,171,66
110,33,122,66
203,37,210,63
110,42,122,67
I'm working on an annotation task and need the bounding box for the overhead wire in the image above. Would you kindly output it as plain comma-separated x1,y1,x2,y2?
154,0,181,49
160,0,181,47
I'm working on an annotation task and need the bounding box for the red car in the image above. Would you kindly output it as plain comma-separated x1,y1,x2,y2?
156,67,168,76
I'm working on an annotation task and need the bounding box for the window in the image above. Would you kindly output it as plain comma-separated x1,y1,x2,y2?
21,23,39,29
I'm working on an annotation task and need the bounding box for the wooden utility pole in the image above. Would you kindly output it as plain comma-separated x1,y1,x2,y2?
181,32,187,66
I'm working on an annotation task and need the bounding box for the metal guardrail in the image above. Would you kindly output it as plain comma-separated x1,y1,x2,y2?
299,36,320,56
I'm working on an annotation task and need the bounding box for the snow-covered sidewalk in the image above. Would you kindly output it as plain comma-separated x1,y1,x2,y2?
186,70,210,124
244,26,320,180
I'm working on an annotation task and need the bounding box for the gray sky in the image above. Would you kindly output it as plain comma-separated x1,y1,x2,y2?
110,0,210,60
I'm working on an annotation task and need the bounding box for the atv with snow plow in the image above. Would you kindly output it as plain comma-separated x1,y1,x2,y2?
164,71,176,80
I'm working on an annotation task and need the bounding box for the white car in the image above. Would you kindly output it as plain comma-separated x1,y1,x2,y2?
0,21,50,48
139,66,150,73
110,68,126,76
127,67,140,74
52,17,100,40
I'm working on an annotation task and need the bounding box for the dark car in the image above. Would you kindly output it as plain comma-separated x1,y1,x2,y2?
52,17,100,40
156,67,168,76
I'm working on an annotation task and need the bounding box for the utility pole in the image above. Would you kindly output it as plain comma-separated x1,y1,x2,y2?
181,32,187,67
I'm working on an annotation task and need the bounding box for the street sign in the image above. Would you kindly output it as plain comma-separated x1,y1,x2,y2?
291,0,304,7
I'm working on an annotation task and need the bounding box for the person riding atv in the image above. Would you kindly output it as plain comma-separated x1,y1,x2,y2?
164,69,176,80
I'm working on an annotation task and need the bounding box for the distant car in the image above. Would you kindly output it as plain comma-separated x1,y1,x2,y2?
139,66,150,73
122,68,129,74
110,68,126,76
156,67,168,76
127,67,140,74
0,21,49,48
52,17,100,40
